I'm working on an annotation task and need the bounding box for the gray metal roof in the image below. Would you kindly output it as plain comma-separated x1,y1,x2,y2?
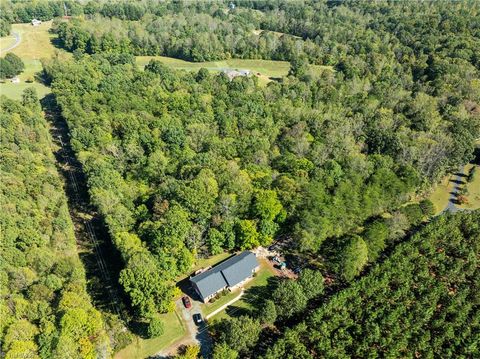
190,251,259,301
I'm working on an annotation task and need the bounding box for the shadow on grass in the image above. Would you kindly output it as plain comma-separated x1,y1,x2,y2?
177,277,202,302
449,179,465,185
242,276,281,312
50,36,64,51
129,320,149,339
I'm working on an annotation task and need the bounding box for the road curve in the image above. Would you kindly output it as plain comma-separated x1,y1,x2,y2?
1,31,21,53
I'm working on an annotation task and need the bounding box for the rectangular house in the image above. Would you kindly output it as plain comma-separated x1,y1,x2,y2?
190,251,259,303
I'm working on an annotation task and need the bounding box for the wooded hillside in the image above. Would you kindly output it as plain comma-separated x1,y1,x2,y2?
262,211,480,358
0,93,109,359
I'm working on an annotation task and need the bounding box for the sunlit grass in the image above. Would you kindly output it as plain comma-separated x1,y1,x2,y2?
204,262,275,319
136,56,291,79
0,34,18,52
458,162,480,210
114,310,186,359
427,174,455,214
0,21,70,100
136,55,333,86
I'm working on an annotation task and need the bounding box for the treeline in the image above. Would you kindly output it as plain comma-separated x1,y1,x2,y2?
53,10,318,62
0,0,83,24
210,267,325,358
44,45,477,320
260,211,480,358
0,91,109,359
43,0,479,322
247,0,480,68
0,53,24,79
52,0,480,69
0,18,10,36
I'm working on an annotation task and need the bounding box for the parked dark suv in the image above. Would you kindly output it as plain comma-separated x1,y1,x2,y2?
193,313,203,325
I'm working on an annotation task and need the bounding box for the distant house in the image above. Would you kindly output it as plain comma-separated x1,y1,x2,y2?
31,19,42,26
190,251,259,303
222,69,251,81
11,77,20,84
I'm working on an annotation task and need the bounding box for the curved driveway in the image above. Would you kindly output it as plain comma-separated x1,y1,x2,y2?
1,31,21,53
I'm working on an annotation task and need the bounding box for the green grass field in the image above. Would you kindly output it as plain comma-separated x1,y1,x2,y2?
114,310,186,359
0,21,70,100
0,34,18,51
205,263,275,319
458,162,480,210
136,56,333,86
203,289,242,317
0,59,51,100
136,56,291,78
427,174,455,214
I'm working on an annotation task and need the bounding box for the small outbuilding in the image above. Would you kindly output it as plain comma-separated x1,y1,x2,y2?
222,69,251,81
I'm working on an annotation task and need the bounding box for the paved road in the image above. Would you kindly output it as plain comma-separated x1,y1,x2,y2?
1,31,21,53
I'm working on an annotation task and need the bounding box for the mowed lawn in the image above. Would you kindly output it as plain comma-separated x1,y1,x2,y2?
458,162,480,210
114,310,186,359
0,33,18,51
204,259,275,320
0,21,70,100
427,174,455,214
136,56,291,79
137,56,333,85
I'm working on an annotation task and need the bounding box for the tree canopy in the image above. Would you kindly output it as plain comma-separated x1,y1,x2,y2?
0,93,109,359
262,211,480,358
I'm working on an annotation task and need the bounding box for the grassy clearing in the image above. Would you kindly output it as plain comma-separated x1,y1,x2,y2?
1,21,58,59
427,174,455,214
0,60,51,100
252,29,301,39
114,310,186,359
0,34,18,51
136,56,291,78
204,262,275,319
0,21,70,100
136,56,333,85
458,162,480,210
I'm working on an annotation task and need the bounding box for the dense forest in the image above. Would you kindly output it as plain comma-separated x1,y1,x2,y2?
258,211,480,358
44,16,479,319
0,92,109,358
41,0,480,323
53,0,480,67
1,0,480,357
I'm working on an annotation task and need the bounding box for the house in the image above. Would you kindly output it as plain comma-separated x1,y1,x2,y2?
31,19,42,26
222,69,251,81
190,251,259,303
